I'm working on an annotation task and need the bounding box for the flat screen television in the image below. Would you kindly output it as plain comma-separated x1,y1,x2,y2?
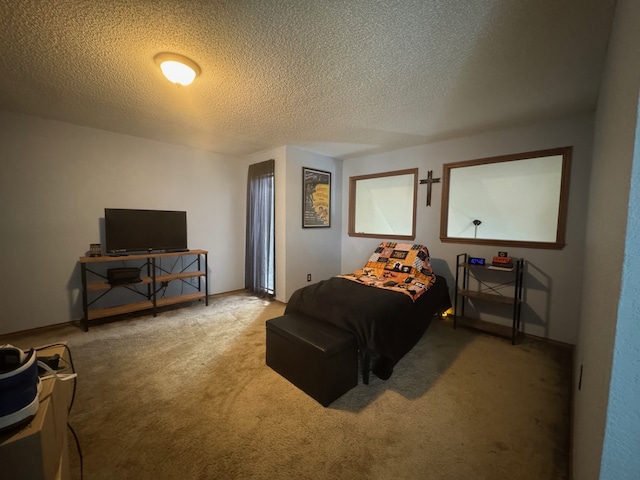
105,208,188,254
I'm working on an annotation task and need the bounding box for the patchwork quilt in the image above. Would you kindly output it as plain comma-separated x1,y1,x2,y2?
339,242,436,301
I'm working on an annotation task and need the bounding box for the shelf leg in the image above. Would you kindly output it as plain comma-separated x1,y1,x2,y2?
204,252,209,306
152,257,157,317
81,263,89,332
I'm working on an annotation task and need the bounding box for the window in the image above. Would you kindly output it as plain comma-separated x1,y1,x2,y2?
245,159,275,295
440,147,572,249
348,168,418,240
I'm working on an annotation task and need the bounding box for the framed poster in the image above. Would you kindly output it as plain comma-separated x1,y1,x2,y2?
302,167,331,228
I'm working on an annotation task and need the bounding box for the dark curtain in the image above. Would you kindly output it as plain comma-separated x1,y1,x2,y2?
245,159,275,296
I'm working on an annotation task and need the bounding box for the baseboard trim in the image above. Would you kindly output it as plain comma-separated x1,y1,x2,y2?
454,315,574,348
0,289,279,339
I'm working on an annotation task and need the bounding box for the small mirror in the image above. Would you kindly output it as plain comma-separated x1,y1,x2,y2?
348,168,418,240
440,147,572,249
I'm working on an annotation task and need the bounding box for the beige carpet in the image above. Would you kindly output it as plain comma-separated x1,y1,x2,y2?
1,292,571,479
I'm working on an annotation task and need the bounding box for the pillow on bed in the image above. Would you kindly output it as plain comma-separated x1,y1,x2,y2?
364,242,433,277
339,242,436,300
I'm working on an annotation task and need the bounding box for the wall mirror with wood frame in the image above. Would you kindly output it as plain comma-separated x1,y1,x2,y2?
348,168,418,240
440,147,572,250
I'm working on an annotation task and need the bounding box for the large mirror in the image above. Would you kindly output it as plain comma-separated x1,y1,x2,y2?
440,147,572,249
348,168,418,240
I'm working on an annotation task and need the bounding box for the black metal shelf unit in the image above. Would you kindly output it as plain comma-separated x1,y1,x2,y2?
79,250,208,331
454,253,525,344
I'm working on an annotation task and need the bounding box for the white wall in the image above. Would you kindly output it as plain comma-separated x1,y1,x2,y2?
341,114,594,344
0,112,246,335
283,146,342,300
244,145,342,303
573,0,640,477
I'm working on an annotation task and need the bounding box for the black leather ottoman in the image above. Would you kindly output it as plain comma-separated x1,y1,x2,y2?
266,314,358,407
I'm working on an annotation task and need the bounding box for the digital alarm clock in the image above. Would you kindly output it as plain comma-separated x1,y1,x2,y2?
469,257,485,265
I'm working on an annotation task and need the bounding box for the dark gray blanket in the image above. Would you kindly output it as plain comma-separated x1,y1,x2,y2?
285,275,451,379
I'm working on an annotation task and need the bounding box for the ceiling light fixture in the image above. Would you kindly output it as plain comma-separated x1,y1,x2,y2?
154,52,201,86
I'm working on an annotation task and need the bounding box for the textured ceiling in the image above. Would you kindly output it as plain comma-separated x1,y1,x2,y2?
0,0,617,159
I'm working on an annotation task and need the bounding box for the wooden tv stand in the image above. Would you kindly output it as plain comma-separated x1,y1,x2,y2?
79,250,208,331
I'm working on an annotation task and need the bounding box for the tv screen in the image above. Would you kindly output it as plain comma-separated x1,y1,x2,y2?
105,208,187,254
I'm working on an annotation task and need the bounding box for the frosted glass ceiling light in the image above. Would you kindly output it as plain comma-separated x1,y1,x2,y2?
154,53,201,86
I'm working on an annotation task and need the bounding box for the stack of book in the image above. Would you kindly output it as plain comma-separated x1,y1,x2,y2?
491,255,513,270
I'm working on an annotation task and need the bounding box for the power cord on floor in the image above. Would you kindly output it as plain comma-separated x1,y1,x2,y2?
67,422,83,480
35,343,83,480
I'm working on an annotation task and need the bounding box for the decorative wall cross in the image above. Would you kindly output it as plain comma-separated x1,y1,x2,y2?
419,170,441,207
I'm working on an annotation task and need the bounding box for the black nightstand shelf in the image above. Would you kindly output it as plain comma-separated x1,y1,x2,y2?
453,253,525,344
